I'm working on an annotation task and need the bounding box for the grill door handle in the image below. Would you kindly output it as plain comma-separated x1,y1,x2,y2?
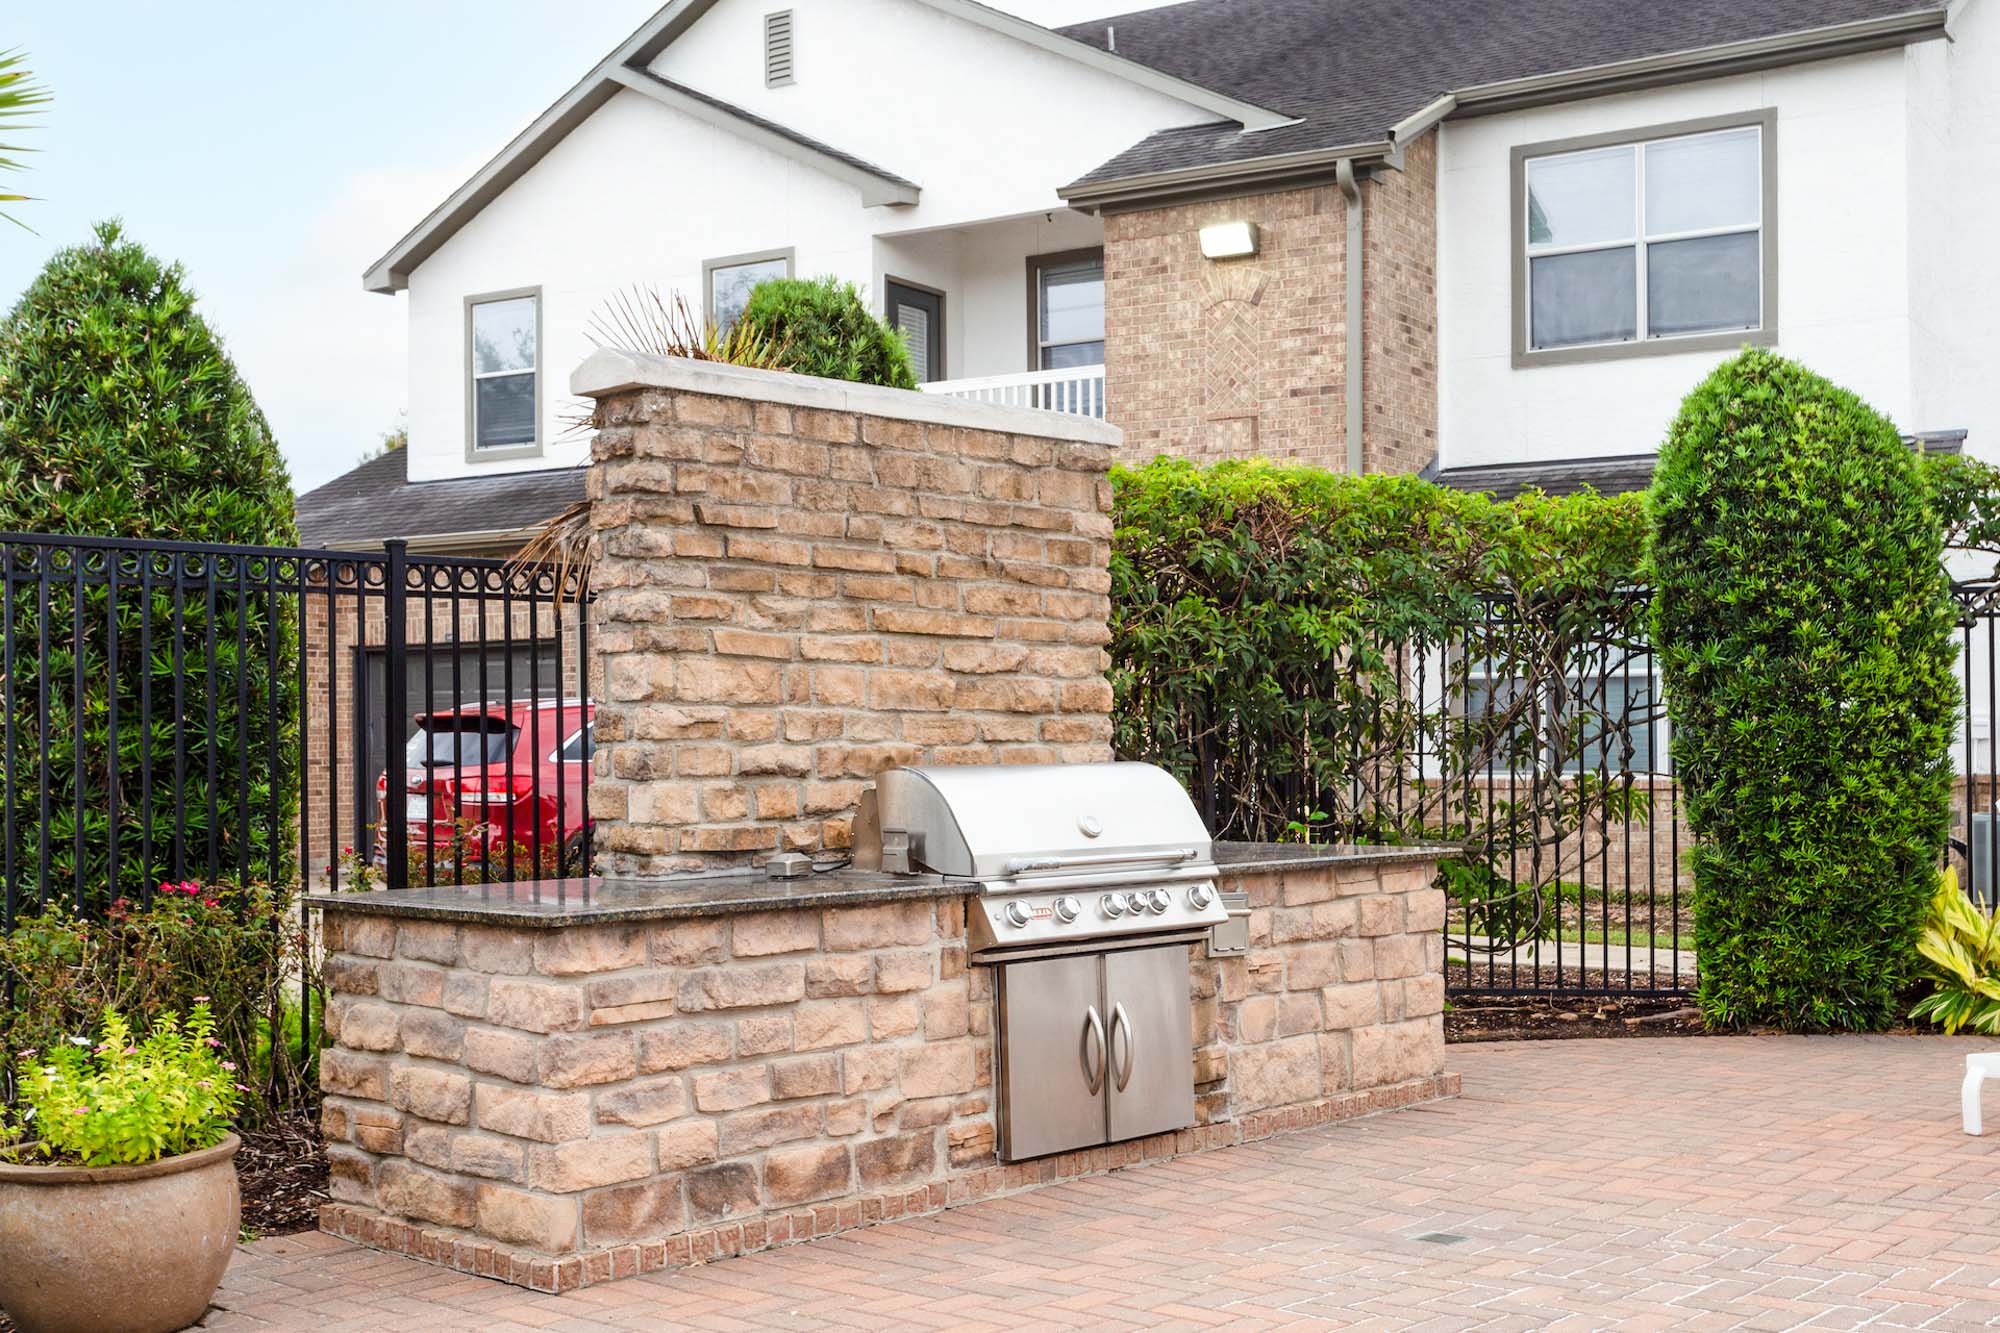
1081,1005,1106,1095
1110,1002,1135,1093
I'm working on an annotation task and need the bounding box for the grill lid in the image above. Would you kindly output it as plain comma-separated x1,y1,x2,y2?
873,762,1213,880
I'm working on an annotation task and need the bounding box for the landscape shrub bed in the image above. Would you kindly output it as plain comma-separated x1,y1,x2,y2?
0,878,314,1120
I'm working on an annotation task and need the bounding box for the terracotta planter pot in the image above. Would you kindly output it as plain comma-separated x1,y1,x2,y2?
0,1133,241,1333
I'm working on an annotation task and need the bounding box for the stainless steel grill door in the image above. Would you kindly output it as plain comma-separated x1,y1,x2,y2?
1104,945,1197,1144
997,955,1108,1160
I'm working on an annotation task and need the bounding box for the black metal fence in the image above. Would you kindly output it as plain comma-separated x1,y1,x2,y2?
1953,577,2000,910
0,531,591,1071
1301,579,2000,1002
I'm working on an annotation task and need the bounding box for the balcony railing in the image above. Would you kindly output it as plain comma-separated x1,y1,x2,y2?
920,365,1106,419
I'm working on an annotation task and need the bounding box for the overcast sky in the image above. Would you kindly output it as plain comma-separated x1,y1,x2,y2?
0,2,1161,495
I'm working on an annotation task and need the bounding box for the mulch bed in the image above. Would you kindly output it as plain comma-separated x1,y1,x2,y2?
1446,989,1708,1042
238,1111,329,1238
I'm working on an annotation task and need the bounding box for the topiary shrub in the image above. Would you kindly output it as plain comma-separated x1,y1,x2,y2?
1650,347,1957,1031
0,220,299,905
735,275,917,389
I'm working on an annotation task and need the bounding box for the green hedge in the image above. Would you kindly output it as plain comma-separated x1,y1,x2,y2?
1650,349,1957,1031
736,276,916,389
1109,457,1650,851
0,222,299,905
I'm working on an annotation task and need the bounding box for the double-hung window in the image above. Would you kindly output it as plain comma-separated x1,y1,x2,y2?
467,289,540,456
1029,250,1105,370
1514,111,1775,365
705,249,793,332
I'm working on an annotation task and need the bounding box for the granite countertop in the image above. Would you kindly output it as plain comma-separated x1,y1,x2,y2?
306,841,1451,927
304,866,965,927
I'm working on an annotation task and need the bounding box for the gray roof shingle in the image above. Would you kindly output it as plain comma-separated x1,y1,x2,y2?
295,449,586,550
1059,0,1945,187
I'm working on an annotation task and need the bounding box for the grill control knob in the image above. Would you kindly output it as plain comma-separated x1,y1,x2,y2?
1188,883,1216,910
1148,888,1172,913
1004,900,1032,928
1053,895,1081,923
1101,891,1130,918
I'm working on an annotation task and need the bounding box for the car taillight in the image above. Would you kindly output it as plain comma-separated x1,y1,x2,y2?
458,775,534,802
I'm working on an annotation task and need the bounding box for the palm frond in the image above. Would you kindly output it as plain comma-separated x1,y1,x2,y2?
0,47,50,232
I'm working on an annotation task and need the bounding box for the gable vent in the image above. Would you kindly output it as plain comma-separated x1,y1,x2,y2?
764,10,795,87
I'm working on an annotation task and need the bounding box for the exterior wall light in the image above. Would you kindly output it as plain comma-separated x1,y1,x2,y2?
1198,221,1259,259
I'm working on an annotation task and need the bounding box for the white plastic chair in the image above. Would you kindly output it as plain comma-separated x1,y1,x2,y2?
1963,1054,2000,1134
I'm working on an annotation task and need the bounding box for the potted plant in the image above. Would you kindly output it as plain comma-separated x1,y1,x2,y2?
0,1003,244,1333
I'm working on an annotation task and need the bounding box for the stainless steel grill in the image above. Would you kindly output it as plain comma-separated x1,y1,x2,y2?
870,762,1226,1161
873,762,1227,955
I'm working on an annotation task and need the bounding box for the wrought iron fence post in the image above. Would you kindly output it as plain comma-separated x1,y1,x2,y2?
383,540,409,892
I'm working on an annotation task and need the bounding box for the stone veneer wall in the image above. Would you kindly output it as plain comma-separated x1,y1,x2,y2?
1102,130,1439,476
578,352,1119,876
317,856,1452,1293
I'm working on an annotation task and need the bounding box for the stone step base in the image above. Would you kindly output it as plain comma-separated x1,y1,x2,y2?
320,1070,1461,1294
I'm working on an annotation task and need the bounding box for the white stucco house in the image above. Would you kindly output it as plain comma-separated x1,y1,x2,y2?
296,0,1998,550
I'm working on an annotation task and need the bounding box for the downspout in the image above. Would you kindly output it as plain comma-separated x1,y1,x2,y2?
1337,157,1364,476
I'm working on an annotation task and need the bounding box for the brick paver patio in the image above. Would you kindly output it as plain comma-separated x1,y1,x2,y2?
197,1035,2000,1331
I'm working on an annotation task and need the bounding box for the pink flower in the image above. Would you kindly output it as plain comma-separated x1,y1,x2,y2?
220,1061,237,1071
123,1047,137,1055
193,995,210,1003
71,1107,87,1115
203,898,219,907
234,1083,250,1093
18,1048,34,1059
196,1079,212,1089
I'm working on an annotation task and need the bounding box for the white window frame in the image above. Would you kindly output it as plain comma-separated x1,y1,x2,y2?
1511,109,1777,369
464,286,542,462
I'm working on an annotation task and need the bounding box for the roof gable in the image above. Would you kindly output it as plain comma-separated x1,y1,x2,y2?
361,0,1285,293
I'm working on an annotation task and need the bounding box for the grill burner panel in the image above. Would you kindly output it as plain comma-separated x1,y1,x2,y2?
873,762,1228,956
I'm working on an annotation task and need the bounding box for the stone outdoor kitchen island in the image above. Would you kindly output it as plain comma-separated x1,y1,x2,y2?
309,355,1455,1292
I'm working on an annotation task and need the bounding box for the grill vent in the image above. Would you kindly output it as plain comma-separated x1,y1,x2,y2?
764,10,795,87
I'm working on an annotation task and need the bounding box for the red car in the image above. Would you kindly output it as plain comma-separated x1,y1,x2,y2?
374,698,593,879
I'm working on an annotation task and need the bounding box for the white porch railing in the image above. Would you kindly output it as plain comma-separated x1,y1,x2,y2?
920,365,1106,419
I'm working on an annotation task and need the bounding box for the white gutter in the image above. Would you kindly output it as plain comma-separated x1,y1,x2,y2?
1337,158,1363,478
1451,8,1948,116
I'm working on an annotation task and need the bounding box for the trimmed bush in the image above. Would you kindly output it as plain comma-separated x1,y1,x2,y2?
0,220,296,540
1110,458,1652,857
735,275,917,389
0,221,299,902
1651,348,1957,1031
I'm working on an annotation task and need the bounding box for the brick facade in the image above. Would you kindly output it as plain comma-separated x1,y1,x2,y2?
317,853,1451,1293
579,356,1120,877
1361,133,1440,476
1105,184,1348,467
1102,131,1439,476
